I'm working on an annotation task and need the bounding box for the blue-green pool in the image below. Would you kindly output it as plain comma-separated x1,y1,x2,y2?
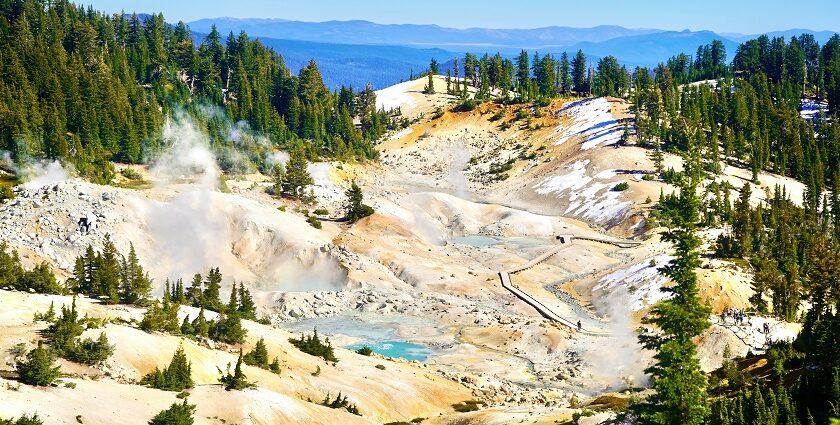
346,340,434,362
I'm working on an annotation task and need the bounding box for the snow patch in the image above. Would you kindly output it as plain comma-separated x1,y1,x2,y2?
533,160,631,223
376,80,418,111
800,99,828,121
388,127,413,140
594,255,674,311
553,98,623,150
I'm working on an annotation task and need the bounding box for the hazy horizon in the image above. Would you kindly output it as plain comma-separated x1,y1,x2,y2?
80,0,840,35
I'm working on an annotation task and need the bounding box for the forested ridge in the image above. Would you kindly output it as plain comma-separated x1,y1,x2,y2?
0,0,399,183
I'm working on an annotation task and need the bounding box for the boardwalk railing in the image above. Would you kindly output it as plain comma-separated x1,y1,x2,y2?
496,234,640,336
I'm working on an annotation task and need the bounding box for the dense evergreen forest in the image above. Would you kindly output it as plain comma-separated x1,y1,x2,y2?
0,0,399,183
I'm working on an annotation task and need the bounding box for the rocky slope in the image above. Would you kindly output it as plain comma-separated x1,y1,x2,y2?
0,76,806,424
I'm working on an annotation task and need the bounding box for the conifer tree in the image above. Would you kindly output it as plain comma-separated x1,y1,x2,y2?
191,307,210,338
424,71,435,95
635,122,711,425
571,50,588,95
281,149,313,200
243,337,270,369
344,181,374,223
120,243,152,305
237,285,257,321
98,235,122,304
45,298,83,355
16,342,60,386
142,345,194,391
202,268,223,312
211,311,246,345
219,349,252,390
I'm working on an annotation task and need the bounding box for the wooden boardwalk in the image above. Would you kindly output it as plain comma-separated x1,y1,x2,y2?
497,235,640,336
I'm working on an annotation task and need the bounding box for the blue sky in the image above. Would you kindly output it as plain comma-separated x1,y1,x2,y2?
80,0,840,34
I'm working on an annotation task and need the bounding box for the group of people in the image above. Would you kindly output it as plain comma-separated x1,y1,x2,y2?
721,307,750,326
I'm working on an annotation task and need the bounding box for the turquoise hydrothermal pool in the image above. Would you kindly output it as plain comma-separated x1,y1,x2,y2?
282,314,438,362
346,340,433,362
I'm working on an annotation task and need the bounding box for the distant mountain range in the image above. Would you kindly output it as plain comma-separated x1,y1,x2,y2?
187,18,839,89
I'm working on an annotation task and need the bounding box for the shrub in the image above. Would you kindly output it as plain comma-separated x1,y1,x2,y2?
355,346,373,356
16,342,60,386
375,364,386,370
641,173,655,181
321,392,361,416
149,400,195,425
0,414,44,425
306,215,322,229
312,208,329,216
612,182,630,191
66,333,114,365
489,109,505,122
452,99,477,112
451,400,484,412
0,185,15,202
120,168,143,181
289,330,337,362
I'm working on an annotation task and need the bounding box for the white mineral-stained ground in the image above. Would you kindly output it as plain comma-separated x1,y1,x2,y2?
0,76,803,424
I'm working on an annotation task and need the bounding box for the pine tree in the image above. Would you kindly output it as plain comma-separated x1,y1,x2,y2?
243,337,270,368
515,50,530,99
191,307,210,338
16,342,60,386
45,298,83,355
202,268,223,312
120,243,152,305
227,282,240,314
344,180,374,223
635,122,711,425
270,163,285,196
571,50,588,95
97,235,122,304
424,71,435,95
281,149,313,200
219,349,252,390
211,310,246,345
142,345,194,391
237,285,257,321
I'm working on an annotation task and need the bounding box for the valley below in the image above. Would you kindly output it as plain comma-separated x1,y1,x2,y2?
0,76,805,424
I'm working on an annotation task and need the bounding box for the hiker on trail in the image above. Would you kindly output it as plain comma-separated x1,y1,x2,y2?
577,320,582,332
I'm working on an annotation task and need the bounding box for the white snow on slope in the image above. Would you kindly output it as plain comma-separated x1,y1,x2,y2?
553,98,623,150
800,99,828,121
376,79,418,111
594,255,674,311
533,160,631,223
388,127,414,140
